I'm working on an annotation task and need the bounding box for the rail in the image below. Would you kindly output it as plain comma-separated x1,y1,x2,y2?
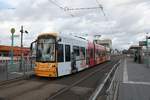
47,60,116,100
48,62,113,100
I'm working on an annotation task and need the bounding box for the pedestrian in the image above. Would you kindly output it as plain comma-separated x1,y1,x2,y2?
139,54,141,63
134,53,137,62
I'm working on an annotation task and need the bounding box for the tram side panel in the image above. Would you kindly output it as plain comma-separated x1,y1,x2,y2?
87,42,95,67
57,38,88,77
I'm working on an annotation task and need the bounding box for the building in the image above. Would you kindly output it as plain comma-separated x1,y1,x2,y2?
94,39,112,48
0,45,30,57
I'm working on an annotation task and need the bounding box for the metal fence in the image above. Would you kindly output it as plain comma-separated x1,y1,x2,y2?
106,60,121,100
0,57,35,82
89,59,121,100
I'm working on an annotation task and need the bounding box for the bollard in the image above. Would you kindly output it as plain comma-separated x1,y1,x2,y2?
5,61,8,80
23,59,25,78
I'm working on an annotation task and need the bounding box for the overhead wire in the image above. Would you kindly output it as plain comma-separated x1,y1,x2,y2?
48,0,74,17
95,0,114,38
95,0,107,19
48,0,114,38
48,0,64,9
65,7,103,11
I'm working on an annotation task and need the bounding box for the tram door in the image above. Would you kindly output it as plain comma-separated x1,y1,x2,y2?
57,44,72,76
71,46,79,73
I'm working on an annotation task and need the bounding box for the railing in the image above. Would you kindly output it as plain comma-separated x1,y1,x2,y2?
106,60,121,100
89,59,121,100
0,56,35,82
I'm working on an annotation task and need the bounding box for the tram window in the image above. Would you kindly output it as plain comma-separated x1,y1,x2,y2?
96,49,98,57
73,46,80,60
57,44,64,62
86,49,89,58
80,47,85,59
90,49,94,58
65,45,71,61
99,51,101,56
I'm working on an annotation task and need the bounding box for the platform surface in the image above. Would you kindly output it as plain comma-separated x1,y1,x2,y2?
118,57,150,100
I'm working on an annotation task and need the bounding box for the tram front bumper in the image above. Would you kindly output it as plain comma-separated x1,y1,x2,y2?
35,68,57,77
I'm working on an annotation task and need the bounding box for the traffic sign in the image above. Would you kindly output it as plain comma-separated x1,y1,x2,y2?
147,39,150,47
139,41,147,46
11,28,15,34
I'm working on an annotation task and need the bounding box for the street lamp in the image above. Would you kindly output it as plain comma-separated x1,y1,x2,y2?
146,32,149,68
10,28,15,65
20,25,28,72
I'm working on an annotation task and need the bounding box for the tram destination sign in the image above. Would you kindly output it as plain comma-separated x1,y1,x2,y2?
139,41,147,46
147,39,150,47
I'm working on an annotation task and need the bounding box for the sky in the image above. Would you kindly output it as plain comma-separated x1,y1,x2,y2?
0,0,150,50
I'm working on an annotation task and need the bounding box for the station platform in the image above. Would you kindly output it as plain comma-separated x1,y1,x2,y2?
118,57,150,100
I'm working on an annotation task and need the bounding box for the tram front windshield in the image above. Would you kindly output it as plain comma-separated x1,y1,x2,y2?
36,38,55,62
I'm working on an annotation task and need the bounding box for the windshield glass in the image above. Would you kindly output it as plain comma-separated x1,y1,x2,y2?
36,37,55,62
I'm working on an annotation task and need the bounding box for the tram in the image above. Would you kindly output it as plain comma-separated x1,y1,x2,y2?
30,33,110,77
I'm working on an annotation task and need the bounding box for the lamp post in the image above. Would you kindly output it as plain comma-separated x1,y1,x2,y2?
20,26,28,73
146,33,149,68
10,28,15,65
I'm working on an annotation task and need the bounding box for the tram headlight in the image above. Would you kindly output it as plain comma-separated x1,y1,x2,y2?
52,65,55,68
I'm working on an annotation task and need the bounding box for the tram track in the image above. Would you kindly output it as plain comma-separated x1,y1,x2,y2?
0,57,120,100
47,58,120,100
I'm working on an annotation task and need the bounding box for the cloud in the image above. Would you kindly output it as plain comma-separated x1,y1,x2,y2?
0,0,150,50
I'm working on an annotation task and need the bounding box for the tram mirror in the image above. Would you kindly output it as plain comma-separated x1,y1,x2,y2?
30,43,33,50
30,41,37,54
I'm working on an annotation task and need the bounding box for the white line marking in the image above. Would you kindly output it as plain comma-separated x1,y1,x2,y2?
124,81,150,85
10,72,23,75
123,58,128,82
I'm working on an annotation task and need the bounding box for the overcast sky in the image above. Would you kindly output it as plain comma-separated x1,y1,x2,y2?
0,0,150,50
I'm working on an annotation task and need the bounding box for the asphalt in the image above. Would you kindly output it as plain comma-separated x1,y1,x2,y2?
0,59,119,100
118,57,150,100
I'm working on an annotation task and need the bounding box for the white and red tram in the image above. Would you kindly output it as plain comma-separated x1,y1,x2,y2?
31,33,110,77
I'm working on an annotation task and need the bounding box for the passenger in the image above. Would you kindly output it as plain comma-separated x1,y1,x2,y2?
134,53,137,62
138,54,141,64
71,52,77,73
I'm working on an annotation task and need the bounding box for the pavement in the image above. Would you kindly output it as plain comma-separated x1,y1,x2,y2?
118,57,150,100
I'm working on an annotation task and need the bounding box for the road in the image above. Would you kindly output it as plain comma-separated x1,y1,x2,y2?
0,58,120,100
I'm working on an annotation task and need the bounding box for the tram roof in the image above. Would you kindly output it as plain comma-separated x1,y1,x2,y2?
38,32,88,42
38,32,58,38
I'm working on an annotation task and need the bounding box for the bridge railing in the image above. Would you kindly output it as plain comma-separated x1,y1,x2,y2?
106,60,121,100
89,59,121,100
0,56,35,82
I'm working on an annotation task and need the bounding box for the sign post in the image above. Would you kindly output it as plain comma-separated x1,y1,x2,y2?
10,28,15,65
139,41,147,46
147,38,150,68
